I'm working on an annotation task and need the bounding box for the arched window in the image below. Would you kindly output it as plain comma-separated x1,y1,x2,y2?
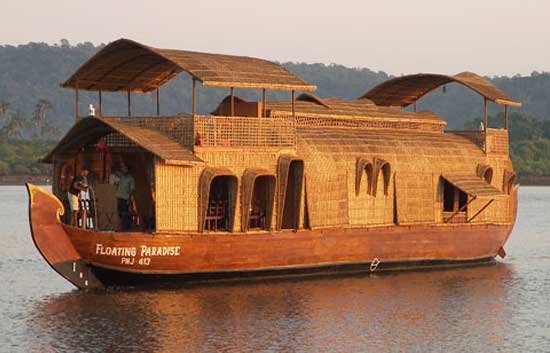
241,169,276,232
503,170,516,194
373,158,391,197
477,164,494,184
277,156,304,230
199,168,237,232
355,158,374,195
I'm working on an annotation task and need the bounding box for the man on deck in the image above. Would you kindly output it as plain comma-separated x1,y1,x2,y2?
115,164,135,231
68,167,89,227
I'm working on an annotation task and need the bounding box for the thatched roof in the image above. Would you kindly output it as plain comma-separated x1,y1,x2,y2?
42,116,202,165
267,94,445,124
62,39,316,93
361,72,521,108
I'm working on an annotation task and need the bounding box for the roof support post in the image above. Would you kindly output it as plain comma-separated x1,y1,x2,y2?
127,90,132,117
291,90,296,117
262,88,266,118
75,87,79,120
504,105,509,130
230,87,235,117
483,98,488,154
98,90,103,117
156,88,160,116
192,79,197,117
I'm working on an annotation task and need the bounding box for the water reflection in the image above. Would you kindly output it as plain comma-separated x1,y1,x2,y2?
28,264,515,353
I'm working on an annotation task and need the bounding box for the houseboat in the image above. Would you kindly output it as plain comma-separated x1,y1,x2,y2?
27,39,520,289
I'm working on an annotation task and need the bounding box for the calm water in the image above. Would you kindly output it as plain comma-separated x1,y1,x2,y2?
1,186,549,353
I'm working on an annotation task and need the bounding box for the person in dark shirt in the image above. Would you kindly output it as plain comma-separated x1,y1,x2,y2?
68,167,89,226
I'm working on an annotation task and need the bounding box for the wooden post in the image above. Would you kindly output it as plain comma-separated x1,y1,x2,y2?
75,88,80,119
483,98,488,154
262,88,267,118
98,90,103,117
413,102,417,112
127,90,131,117
230,87,235,117
192,79,197,117
291,90,296,117
156,88,160,116
504,105,509,130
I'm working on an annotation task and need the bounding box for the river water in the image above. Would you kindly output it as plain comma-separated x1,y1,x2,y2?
1,185,549,352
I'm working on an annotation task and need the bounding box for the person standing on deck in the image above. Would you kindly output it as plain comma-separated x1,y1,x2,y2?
115,164,135,231
68,167,89,226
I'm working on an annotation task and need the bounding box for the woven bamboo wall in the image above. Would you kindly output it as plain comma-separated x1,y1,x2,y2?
347,171,393,226
468,195,511,224
395,172,436,224
306,172,349,228
155,162,200,232
486,129,509,156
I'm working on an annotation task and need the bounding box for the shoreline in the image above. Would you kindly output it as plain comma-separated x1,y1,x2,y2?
0,175,51,186
2,175,550,186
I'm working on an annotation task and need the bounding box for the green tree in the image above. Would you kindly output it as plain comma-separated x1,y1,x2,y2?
31,99,56,139
0,111,25,139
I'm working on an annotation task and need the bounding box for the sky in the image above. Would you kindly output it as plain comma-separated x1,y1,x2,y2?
2,0,550,76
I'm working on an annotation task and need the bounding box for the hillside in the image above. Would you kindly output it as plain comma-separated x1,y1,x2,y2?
1,40,550,134
1,40,550,182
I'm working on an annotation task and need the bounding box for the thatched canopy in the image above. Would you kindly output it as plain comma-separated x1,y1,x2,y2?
42,117,202,165
442,174,505,197
62,39,316,93
361,72,521,108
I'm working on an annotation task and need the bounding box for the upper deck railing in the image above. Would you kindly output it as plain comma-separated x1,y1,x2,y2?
193,115,296,149
451,128,509,155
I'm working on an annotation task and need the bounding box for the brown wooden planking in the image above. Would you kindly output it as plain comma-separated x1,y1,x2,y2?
64,221,513,275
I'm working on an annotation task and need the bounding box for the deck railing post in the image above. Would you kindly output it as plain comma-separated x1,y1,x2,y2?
156,88,160,116
230,87,235,117
291,90,295,117
262,88,267,118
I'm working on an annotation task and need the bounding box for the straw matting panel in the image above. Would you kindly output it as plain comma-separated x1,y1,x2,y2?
468,195,510,224
270,112,445,132
394,172,436,224
486,129,509,156
155,163,200,232
306,172,349,228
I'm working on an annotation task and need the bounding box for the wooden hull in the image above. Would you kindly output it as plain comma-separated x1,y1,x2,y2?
27,184,517,289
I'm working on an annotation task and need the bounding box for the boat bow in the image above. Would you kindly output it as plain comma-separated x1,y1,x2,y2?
26,183,102,289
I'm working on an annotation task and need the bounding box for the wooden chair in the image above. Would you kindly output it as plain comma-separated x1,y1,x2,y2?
205,201,226,231
248,211,265,230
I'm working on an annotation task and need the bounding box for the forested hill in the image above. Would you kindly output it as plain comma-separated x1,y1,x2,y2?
1,40,550,136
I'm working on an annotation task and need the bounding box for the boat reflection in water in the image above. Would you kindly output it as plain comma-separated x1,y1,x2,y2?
28,263,514,352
